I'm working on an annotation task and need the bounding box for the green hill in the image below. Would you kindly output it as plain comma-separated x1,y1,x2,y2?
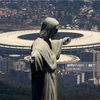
0,81,31,100
58,83,100,100
1,80,100,100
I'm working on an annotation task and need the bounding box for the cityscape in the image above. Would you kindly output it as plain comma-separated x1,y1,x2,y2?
0,0,100,100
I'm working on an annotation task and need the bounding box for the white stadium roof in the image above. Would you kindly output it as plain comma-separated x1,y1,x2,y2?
0,30,100,49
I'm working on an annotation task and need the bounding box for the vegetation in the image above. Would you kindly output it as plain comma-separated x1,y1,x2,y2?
0,81,100,100
58,90,100,100
0,81,31,100
58,83,100,100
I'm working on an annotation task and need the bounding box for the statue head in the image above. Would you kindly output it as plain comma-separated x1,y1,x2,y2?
39,17,59,40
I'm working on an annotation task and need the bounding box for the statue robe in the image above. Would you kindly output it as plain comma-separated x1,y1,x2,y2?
31,37,63,100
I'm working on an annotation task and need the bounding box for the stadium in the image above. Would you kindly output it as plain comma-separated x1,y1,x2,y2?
0,29,100,56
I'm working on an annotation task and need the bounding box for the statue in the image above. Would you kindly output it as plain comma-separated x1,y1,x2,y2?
30,17,71,100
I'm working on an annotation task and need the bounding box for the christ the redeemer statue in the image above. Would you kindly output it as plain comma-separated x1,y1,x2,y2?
30,17,71,100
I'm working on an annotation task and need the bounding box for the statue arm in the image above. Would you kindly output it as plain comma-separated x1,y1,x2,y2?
52,39,63,60
52,37,71,60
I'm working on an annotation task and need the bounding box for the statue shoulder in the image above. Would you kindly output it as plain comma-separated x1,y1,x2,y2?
31,49,43,63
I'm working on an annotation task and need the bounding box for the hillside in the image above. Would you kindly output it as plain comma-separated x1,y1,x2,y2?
0,73,28,88
0,75,100,100
0,81,31,100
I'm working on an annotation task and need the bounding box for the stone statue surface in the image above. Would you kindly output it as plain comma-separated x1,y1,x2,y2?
30,17,71,100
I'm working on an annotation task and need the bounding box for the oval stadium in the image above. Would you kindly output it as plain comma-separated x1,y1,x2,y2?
0,29,100,57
